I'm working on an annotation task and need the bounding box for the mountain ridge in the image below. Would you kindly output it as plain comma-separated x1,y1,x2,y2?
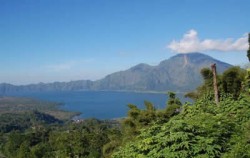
0,53,232,94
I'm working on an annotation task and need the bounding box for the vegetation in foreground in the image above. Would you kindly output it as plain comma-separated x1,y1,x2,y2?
112,94,250,157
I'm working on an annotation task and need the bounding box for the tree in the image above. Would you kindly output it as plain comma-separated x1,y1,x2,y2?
165,92,182,117
247,33,250,61
185,68,214,100
30,143,51,158
243,69,250,93
122,102,156,140
167,92,182,106
221,66,245,99
3,132,25,157
17,141,30,158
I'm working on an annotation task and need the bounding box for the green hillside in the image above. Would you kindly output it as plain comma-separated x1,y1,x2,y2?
0,97,79,120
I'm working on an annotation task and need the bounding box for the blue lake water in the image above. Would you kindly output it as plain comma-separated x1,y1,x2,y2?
4,91,188,119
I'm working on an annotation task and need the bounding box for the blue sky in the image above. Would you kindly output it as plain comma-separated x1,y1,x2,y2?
0,0,249,85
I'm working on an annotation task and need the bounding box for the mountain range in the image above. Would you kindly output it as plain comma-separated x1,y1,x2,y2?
0,53,232,94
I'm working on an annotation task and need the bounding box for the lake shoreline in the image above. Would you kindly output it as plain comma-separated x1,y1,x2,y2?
2,91,189,120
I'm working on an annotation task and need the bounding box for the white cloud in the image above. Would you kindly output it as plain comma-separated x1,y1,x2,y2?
167,29,248,53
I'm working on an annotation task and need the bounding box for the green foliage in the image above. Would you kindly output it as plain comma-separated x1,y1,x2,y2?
167,92,182,106
186,66,246,101
221,67,245,99
102,129,122,158
112,95,250,158
103,93,183,157
17,141,30,158
30,143,51,158
243,68,250,93
0,111,61,133
248,49,250,62
166,91,182,117
121,101,157,142
200,68,214,91
122,93,182,139
0,97,79,120
247,33,250,61
2,132,25,158
185,68,214,100
201,67,213,81
0,118,116,158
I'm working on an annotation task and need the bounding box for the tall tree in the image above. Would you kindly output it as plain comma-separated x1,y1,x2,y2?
185,68,214,100
221,66,245,99
247,33,250,61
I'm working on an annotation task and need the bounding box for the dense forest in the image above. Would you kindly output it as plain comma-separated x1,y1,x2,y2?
1,39,250,157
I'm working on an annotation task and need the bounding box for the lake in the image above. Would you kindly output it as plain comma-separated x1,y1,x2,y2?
3,91,188,119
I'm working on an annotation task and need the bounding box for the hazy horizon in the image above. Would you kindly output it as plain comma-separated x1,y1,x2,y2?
1,52,242,86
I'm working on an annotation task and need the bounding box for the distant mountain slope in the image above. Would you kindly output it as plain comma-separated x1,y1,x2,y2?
0,80,93,93
92,53,231,92
0,53,232,93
